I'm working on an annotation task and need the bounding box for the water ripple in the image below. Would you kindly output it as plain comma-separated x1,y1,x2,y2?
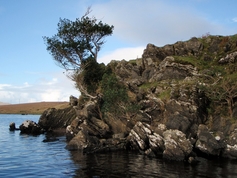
1,114,237,177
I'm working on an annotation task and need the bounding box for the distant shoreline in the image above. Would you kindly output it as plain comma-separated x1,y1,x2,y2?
0,102,69,115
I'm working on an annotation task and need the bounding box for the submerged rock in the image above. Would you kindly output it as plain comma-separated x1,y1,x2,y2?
9,122,19,131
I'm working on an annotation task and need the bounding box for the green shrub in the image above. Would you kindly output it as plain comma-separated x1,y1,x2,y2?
101,73,128,115
82,57,105,94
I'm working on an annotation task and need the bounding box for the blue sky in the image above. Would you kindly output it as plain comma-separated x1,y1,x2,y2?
0,0,237,104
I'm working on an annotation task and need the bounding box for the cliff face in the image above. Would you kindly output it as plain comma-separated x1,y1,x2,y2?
39,34,237,161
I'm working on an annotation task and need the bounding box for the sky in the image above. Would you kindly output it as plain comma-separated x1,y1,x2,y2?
0,0,237,104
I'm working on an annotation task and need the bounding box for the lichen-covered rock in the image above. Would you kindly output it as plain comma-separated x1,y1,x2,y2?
66,128,126,153
114,59,143,80
147,132,164,156
164,99,198,135
76,117,111,139
128,122,192,160
103,113,130,134
19,120,43,135
163,129,193,161
128,122,152,149
127,122,165,157
195,125,226,156
66,130,100,151
150,56,198,82
142,37,203,68
66,117,84,141
75,99,102,119
218,51,237,64
223,129,237,159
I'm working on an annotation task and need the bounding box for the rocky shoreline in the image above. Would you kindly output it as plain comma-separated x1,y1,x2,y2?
36,103,237,163
11,34,237,163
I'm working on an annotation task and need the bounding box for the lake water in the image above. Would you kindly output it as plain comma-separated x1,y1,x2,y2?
1,114,237,178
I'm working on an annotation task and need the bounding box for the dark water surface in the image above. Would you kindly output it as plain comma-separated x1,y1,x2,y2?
1,114,237,177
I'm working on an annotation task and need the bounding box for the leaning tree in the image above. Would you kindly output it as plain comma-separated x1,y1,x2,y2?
43,8,114,97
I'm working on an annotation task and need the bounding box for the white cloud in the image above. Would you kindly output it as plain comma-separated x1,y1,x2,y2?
40,89,62,101
232,17,237,23
40,77,58,86
0,72,79,104
0,84,11,90
23,82,30,87
92,0,232,46
98,46,144,64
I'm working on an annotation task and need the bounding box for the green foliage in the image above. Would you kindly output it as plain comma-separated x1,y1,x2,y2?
230,34,237,41
43,8,114,70
158,89,171,101
200,76,237,118
174,56,196,66
71,58,106,95
139,82,159,90
125,104,141,113
82,57,105,94
128,59,141,66
101,73,128,115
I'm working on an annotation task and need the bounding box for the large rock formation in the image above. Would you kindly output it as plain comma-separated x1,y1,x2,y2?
39,34,237,161
38,106,77,131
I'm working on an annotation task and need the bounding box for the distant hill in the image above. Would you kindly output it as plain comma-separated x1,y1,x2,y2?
0,102,10,105
0,102,69,114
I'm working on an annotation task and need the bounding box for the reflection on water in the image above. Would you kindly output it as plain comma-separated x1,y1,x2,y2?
69,150,237,178
0,114,76,178
1,114,237,178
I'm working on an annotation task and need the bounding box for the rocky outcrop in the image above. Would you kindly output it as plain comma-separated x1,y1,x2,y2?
65,96,129,153
66,128,127,153
163,129,193,160
38,34,237,161
195,125,226,156
19,120,43,135
127,122,192,161
149,56,198,82
218,51,237,64
142,37,203,68
38,106,77,131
